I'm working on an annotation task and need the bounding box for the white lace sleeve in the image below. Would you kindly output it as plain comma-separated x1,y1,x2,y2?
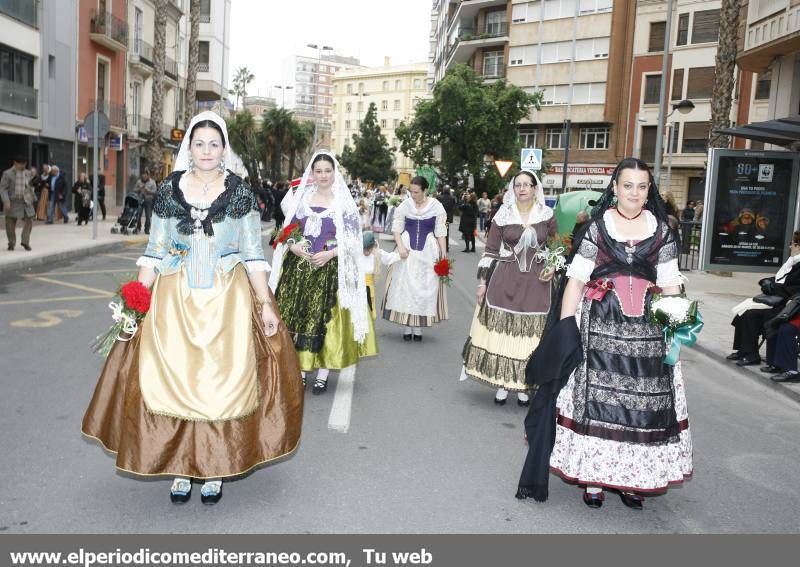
656,258,683,287
392,201,407,234
434,205,447,238
566,232,598,283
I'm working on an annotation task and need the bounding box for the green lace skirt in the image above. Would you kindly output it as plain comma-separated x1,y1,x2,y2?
275,254,377,371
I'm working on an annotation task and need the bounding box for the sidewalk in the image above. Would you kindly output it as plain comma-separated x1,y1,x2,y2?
0,217,148,278
687,269,800,402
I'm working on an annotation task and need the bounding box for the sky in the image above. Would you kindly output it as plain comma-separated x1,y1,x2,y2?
228,0,433,108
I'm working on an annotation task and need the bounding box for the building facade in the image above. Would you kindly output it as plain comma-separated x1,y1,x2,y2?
331,62,429,185
195,0,231,113
294,52,362,151
0,1,77,185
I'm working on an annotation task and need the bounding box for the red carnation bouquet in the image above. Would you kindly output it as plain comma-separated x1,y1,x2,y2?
434,257,454,286
271,222,304,250
93,280,152,357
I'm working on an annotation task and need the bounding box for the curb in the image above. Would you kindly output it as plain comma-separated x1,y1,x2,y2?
691,342,800,405
0,240,134,279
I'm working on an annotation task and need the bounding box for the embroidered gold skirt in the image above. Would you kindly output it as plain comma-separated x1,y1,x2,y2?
81,266,304,479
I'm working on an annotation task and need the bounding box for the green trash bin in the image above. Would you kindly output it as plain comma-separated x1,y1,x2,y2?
553,190,603,236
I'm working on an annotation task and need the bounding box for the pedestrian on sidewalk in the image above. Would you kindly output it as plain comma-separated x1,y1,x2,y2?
435,186,455,252
94,168,107,220
459,192,478,252
46,165,68,224
133,169,157,234
517,157,692,509
0,154,35,251
382,175,448,342
271,151,375,395
34,164,50,221
728,231,800,367
477,191,491,232
72,172,92,226
82,110,303,505
461,170,556,407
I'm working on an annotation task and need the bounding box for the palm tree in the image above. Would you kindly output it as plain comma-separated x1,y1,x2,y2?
261,107,293,180
146,0,168,179
229,66,255,111
226,111,261,181
184,0,200,128
709,0,741,149
287,120,314,178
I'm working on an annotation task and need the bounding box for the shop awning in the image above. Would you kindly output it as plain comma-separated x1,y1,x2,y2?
715,115,800,148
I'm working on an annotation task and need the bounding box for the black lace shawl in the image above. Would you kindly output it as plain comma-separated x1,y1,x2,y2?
152,169,258,236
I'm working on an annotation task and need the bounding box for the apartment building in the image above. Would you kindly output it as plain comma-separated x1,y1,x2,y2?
0,1,77,183
294,52,363,151
331,61,429,184
195,0,231,113
429,0,632,193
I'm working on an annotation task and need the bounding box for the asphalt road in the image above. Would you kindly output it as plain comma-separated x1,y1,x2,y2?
0,232,799,534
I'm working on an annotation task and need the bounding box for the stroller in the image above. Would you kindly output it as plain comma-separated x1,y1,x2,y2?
111,192,144,235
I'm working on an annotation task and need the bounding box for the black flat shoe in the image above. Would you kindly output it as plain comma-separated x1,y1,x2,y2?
517,397,530,407
583,491,604,508
21,244,31,251
312,379,328,395
403,333,412,342
619,491,644,509
770,371,800,383
725,352,743,361
494,397,507,406
760,365,781,373
412,334,422,342
736,354,761,366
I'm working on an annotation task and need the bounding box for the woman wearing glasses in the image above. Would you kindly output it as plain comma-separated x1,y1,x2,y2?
461,170,556,406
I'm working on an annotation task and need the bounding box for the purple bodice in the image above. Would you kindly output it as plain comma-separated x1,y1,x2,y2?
293,207,337,253
404,216,436,251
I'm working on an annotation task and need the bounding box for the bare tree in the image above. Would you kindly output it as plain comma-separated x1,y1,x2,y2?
146,0,168,179
184,0,200,129
709,0,741,149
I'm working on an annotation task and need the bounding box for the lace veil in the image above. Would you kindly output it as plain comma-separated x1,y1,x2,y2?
174,111,246,176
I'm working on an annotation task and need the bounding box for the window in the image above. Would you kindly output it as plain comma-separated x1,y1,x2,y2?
357,101,363,112
486,10,507,35
686,67,715,99
640,126,657,163
395,79,401,90
649,22,666,52
382,80,389,91
643,75,661,105
676,13,689,46
483,50,504,77
755,71,771,100
541,40,572,63
381,100,388,110
345,102,352,113
413,78,422,89
198,41,209,68
48,55,55,79
510,44,539,66
692,9,720,44
333,103,337,112
393,119,399,128
199,0,210,22
579,0,612,14
580,127,609,150
546,127,565,149
682,121,710,153
671,69,684,100
394,99,400,110
347,83,352,94
97,60,108,103
519,127,538,148
357,120,362,128
358,82,364,93
345,120,351,130
575,37,609,60
380,119,387,128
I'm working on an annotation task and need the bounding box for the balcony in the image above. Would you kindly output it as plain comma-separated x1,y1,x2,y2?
448,0,507,35
90,10,128,52
129,39,154,76
0,79,37,118
198,61,210,72
0,0,38,28
738,5,800,72
446,23,509,68
165,55,178,82
89,99,126,131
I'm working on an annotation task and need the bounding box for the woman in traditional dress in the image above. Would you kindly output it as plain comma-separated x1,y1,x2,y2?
382,176,448,342
82,111,303,504
461,170,556,407
518,157,691,509
270,152,375,395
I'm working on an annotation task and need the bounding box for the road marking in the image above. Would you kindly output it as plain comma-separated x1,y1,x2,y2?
25,276,115,297
0,294,111,306
11,309,84,328
328,364,356,433
24,268,135,277
102,253,142,261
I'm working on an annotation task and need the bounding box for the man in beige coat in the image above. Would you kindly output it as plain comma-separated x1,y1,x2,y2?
0,154,35,251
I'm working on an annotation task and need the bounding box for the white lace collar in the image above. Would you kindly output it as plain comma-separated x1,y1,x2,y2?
603,209,657,242
493,201,553,227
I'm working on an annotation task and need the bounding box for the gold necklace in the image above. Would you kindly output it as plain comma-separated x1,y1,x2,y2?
194,170,222,194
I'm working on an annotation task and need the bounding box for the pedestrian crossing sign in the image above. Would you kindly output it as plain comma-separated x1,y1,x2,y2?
521,148,542,171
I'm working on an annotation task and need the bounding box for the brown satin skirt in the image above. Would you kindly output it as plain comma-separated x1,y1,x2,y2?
81,281,304,479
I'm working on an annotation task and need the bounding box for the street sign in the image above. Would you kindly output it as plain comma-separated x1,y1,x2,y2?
521,148,542,171
84,111,110,140
109,134,123,151
495,160,513,177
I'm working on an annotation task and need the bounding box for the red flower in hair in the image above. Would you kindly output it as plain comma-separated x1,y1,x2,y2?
120,281,152,314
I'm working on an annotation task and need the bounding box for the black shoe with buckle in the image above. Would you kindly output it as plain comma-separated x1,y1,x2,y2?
619,491,644,509
583,491,604,509
736,354,761,366
312,379,328,395
726,351,743,361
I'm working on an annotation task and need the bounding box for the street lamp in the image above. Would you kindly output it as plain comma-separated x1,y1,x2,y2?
307,44,334,150
274,85,293,108
663,99,695,194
